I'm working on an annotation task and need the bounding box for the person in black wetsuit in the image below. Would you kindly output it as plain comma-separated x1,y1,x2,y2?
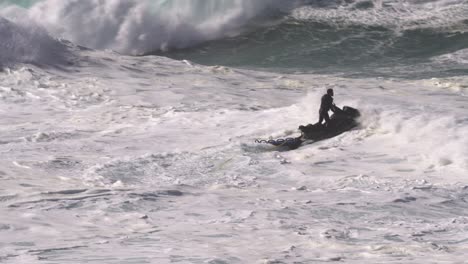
317,88,339,127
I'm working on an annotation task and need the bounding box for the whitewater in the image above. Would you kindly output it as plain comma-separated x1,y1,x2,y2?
1,0,468,263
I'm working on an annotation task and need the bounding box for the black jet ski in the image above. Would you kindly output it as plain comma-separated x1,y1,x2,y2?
255,106,360,150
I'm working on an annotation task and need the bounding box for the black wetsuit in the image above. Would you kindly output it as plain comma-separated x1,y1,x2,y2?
318,94,335,125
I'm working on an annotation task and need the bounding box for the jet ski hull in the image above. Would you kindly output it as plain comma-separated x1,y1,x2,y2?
255,106,360,150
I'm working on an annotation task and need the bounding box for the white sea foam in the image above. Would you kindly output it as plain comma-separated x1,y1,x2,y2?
1,50,468,263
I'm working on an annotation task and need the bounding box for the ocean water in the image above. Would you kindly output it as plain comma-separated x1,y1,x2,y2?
1,0,468,263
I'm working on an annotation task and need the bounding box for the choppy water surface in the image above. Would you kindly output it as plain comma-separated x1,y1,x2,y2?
1,1,468,263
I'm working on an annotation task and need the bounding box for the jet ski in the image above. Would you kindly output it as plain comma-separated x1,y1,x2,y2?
255,106,360,150
299,106,360,141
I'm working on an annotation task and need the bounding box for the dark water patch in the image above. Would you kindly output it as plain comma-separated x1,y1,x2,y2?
393,196,417,203
120,65,146,73
87,189,113,194
127,190,183,201
44,189,88,195
8,193,112,208
336,202,356,206
159,190,184,196
128,192,159,202
321,228,351,240
0,254,20,263
0,224,11,230
28,245,88,256
0,194,17,202
384,234,404,242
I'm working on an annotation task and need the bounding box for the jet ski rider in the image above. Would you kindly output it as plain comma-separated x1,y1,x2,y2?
317,88,340,127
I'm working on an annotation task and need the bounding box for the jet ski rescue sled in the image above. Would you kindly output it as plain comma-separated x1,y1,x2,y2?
255,106,360,150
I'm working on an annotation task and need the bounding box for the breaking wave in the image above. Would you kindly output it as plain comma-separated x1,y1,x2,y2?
0,0,310,55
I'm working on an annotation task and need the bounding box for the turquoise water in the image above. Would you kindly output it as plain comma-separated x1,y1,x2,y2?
0,0,38,8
